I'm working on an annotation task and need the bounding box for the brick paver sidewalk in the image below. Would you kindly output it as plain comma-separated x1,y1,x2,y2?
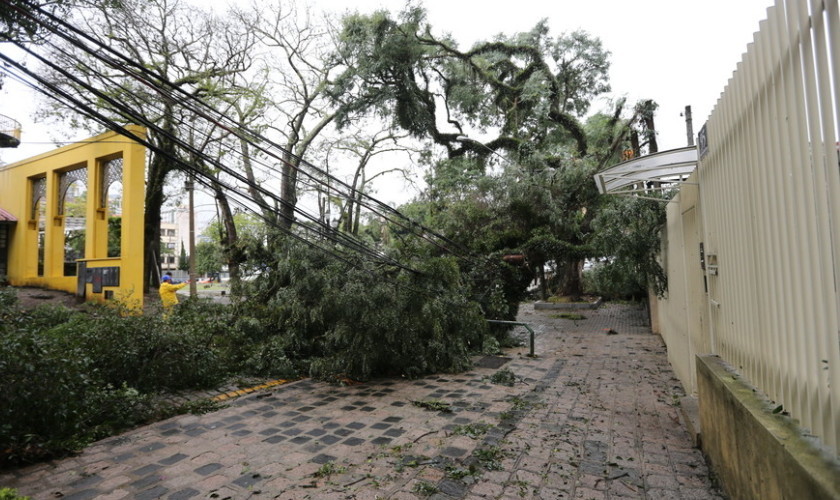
0,303,724,499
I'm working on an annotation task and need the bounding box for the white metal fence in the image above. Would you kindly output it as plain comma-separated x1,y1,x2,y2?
659,0,840,455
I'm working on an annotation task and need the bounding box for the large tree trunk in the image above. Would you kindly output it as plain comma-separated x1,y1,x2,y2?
143,147,171,292
143,109,177,293
538,263,548,300
558,259,585,300
278,154,299,230
213,186,243,299
241,137,276,227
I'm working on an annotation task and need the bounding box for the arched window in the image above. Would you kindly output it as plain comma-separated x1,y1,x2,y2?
59,168,88,276
101,158,123,258
31,177,46,277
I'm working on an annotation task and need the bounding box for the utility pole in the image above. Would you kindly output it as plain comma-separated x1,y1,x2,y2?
685,105,695,146
186,115,198,298
186,176,197,297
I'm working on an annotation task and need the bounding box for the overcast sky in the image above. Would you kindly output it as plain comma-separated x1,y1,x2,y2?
0,0,776,202
309,0,777,151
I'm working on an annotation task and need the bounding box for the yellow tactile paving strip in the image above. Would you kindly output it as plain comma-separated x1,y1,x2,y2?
211,378,295,402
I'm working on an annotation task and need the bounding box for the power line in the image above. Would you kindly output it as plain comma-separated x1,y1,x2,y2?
1,4,513,305
17,3,470,259
0,52,408,273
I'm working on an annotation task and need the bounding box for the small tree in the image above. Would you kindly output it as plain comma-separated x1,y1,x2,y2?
195,241,222,276
178,242,188,271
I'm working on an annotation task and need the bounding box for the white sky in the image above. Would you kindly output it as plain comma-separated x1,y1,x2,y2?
0,0,776,205
318,0,777,151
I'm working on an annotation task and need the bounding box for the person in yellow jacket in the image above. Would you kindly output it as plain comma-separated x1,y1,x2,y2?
159,273,187,316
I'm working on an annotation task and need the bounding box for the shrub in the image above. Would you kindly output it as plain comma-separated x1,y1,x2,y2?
0,300,235,465
583,260,647,300
0,286,17,310
45,306,225,392
0,328,98,462
245,243,485,381
0,488,31,500
0,328,164,465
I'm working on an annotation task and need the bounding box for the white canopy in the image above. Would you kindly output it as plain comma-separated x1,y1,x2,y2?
594,146,698,199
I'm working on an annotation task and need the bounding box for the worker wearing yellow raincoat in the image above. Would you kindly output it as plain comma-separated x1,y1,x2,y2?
159,273,187,315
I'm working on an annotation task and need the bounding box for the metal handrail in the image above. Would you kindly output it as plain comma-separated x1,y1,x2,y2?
0,113,21,140
487,320,536,357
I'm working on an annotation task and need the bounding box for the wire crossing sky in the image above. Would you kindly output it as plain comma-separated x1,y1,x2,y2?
2,3,482,278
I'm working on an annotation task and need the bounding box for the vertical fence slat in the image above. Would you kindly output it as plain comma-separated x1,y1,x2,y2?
806,0,840,447
687,0,840,454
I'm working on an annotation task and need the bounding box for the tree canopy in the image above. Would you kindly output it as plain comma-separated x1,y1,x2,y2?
327,7,663,300
10,1,670,377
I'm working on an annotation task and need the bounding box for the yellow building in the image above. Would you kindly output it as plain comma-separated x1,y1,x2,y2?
0,126,147,310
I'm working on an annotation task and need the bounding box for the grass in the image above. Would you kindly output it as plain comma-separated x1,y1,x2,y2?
412,481,439,496
473,446,506,470
452,422,493,439
313,461,347,478
489,368,516,386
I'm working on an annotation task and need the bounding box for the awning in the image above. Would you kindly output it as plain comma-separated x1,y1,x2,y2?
594,146,698,199
0,207,18,223
0,114,21,148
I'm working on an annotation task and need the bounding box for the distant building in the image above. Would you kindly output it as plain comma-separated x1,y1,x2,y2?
160,206,189,272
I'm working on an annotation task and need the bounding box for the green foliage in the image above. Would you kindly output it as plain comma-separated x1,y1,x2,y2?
446,464,481,480
590,196,667,298
313,461,347,478
412,481,439,496
46,305,225,392
244,241,486,380
555,313,586,320
333,11,606,155
489,368,516,386
195,241,223,275
0,300,233,465
452,422,493,439
411,400,452,413
333,6,664,304
473,446,506,470
584,262,644,300
0,315,171,466
1,325,98,461
0,286,17,311
0,488,31,500
108,216,121,258
178,241,188,271
0,0,70,42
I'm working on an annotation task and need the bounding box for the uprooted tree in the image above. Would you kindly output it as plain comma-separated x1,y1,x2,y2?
329,7,663,299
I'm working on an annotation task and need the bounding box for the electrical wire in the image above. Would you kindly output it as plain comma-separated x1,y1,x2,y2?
0,52,406,273
1,3,513,305
17,3,471,259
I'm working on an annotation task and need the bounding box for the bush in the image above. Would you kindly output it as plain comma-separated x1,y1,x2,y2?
583,260,647,300
0,301,231,465
0,326,166,466
0,286,17,310
0,488,31,500
0,328,98,462
45,305,225,392
245,244,486,380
